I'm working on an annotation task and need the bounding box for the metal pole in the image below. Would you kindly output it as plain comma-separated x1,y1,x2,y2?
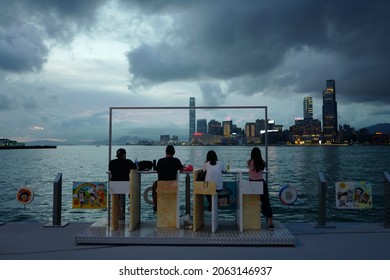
317,172,327,227
53,173,62,226
186,173,190,216
384,172,390,228
108,108,113,228
265,107,268,183
45,173,68,227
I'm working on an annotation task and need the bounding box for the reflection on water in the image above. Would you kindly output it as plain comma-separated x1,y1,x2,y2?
0,145,389,224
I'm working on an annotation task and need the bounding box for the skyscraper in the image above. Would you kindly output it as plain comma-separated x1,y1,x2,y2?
189,97,196,141
196,119,207,133
303,96,313,120
208,119,222,135
322,80,338,143
245,122,256,137
223,119,232,138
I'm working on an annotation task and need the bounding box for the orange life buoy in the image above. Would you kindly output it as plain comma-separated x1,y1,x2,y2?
16,187,34,205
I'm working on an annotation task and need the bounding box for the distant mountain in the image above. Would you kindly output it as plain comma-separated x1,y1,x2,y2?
362,123,390,134
26,140,65,146
94,135,154,145
113,135,137,145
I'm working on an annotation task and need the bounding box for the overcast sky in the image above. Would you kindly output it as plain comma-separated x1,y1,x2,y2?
1,0,389,143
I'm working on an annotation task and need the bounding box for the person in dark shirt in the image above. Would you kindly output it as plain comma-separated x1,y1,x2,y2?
109,148,136,181
152,145,184,213
109,148,136,220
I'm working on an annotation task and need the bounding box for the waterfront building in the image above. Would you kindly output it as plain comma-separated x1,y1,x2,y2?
0,139,24,147
192,132,222,145
303,96,313,120
208,119,223,136
223,119,232,138
290,117,322,145
171,135,179,143
189,97,196,141
197,119,207,133
268,120,276,131
256,119,266,134
160,135,170,145
245,122,256,137
339,124,357,144
274,124,284,132
244,123,260,144
357,128,371,144
256,119,276,133
322,79,338,144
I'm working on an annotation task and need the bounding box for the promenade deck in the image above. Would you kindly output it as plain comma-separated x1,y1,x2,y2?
75,220,295,246
1,221,390,260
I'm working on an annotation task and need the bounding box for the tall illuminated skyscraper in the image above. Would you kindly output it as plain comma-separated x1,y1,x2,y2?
322,80,338,143
223,119,232,138
189,97,196,141
303,96,313,120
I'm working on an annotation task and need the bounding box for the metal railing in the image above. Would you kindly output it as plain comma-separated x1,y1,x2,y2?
317,172,327,227
43,171,390,228
384,172,390,228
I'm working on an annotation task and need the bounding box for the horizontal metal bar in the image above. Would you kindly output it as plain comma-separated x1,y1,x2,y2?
110,106,267,110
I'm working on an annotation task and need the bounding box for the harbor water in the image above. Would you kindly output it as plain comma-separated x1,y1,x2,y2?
0,145,389,224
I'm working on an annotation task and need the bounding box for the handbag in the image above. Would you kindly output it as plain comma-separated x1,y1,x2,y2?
138,160,154,171
197,170,207,181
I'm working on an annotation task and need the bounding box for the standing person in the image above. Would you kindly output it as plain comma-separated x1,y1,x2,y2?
203,150,227,211
247,147,274,230
152,145,184,213
109,148,137,219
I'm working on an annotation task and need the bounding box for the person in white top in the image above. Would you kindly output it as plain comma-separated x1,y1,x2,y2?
203,150,227,211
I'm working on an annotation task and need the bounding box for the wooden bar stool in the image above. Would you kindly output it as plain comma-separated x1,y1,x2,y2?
156,171,180,229
192,169,218,233
109,170,139,231
237,174,263,232
109,180,130,231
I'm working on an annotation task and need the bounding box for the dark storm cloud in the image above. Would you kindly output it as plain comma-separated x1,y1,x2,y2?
126,0,390,104
0,94,16,110
59,111,107,132
0,25,49,72
0,0,106,72
199,82,228,106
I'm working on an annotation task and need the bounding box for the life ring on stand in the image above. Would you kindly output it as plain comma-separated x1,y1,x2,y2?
279,185,297,206
16,186,34,205
143,186,154,205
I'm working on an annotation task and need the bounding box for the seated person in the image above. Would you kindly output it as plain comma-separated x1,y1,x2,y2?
109,148,136,181
203,150,226,211
152,145,184,213
109,148,137,219
247,147,274,231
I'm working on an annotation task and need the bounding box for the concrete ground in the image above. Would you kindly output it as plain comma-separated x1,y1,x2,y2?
0,222,389,260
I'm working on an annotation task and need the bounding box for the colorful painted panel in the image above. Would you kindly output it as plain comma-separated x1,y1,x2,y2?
218,181,237,209
335,181,372,209
72,182,107,209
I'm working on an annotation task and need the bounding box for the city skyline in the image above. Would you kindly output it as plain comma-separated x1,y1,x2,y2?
6,91,389,144
1,1,389,144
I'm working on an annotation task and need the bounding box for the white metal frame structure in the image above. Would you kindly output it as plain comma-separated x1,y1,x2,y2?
107,106,269,226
